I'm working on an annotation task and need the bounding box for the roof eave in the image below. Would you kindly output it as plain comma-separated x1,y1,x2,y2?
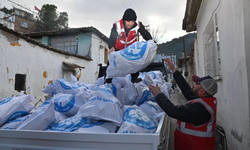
182,0,202,32
25,27,109,43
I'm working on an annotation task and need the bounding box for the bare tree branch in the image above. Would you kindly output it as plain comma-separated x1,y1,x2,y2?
148,23,167,44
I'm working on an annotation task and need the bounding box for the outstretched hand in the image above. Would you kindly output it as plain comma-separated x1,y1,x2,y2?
149,84,161,96
164,58,176,73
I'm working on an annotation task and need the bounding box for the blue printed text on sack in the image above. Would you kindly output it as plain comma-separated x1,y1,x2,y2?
0,97,13,105
89,96,122,108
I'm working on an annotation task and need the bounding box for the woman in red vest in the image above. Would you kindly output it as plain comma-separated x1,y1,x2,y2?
105,8,152,83
149,58,218,150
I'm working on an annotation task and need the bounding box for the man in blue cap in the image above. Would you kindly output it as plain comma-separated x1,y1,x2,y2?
149,58,218,150
105,8,152,83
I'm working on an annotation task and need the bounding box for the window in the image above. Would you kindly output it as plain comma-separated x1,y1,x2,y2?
15,74,26,91
15,10,20,16
104,48,108,64
21,21,28,28
49,36,78,54
203,14,221,78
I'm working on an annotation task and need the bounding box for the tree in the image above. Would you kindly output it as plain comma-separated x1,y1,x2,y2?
34,4,68,32
56,12,68,29
148,25,167,44
0,7,13,14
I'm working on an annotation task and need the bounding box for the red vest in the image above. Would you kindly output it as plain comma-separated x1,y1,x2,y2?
114,19,140,50
174,97,217,150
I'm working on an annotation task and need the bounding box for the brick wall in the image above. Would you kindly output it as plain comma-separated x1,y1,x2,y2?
14,16,35,33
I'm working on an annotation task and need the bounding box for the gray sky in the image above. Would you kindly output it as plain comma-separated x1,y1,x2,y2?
0,0,187,43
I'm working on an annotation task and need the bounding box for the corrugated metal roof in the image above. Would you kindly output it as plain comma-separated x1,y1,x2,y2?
24,26,108,43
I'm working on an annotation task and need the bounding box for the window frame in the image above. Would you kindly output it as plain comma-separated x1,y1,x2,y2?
202,14,221,79
21,21,28,28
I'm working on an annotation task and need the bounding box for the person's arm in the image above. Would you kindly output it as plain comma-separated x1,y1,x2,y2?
138,22,152,41
173,71,198,100
156,93,211,126
164,58,197,100
108,24,118,50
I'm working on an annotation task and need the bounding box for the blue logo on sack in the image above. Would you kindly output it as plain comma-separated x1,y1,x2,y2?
97,85,112,94
109,84,117,97
139,90,151,105
0,97,13,105
54,94,75,112
113,55,117,68
6,111,28,123
123,107,157,130
39,98,52,107
120,42,147,60
148,71,156,79
81,120,105,128
6,115,29,124
59,80,81,90
50,116,87,132
139,73,145,79
145,102,160,111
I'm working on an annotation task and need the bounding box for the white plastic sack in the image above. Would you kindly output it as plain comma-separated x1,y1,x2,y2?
75,119,117,133
147,71,163,80
122,83,138,105
142,73,154,86
71,74,78,83
159,82,173,99
164,82,175,94
142,72,172,100
134,81,155,106
17,101,55,130
96,76,105,86
52,88,91,117
117,105,158,133
48,115,87,132
96,76,129,88
106,40,157,78
107,82,122,101
139,101,164,122
112,77,130,88
1,115,30,129
77,84,123,126
46,111,68,129
42,79,84,96
0,95,34,126
83,83,98,91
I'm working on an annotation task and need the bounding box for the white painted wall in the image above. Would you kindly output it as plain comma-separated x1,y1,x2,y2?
242,0,250,149
0,29,107,105
91,33,108,67
195,0,250,149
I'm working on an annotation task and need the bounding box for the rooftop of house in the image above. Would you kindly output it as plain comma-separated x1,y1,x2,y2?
24,26,109,43
0,23,92,61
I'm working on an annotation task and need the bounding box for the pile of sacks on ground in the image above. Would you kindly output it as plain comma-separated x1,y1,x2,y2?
0,71,174,134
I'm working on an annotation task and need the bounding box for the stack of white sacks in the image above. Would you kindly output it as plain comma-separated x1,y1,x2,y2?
0,71,173,134
0,40,174,134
